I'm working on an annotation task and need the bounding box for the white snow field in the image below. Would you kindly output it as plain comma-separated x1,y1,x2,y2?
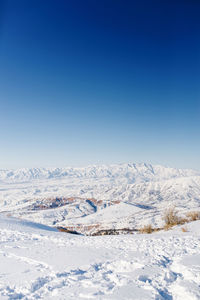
0,163,200,299
0,216,200,299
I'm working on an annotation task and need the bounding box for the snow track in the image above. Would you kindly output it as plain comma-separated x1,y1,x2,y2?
0,217,200,299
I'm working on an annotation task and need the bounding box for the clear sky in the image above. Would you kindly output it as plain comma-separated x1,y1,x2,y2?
0,0,200,170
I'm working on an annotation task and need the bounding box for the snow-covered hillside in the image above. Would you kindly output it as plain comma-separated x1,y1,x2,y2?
0,163,200,298
0,215,200,299
0,163,200,234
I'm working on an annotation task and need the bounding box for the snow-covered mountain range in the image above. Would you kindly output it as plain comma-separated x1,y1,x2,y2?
0,163,200,234
0,163,199,183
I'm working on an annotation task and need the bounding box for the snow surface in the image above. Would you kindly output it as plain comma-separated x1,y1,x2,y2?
0,216,200,299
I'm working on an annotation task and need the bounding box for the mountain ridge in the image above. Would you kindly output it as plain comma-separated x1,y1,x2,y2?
0,162,199,183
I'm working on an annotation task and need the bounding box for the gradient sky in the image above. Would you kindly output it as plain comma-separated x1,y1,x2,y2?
0,0,200,170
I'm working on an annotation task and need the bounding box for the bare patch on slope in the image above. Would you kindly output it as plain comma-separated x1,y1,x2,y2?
28,197,119,211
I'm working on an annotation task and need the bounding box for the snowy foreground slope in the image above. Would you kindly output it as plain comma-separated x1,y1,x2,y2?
0,216,200,299
0,163,200,234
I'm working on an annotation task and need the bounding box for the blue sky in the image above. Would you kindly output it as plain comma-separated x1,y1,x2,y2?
0,0,200,169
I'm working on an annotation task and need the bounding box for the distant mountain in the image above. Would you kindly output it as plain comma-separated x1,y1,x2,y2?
0,163,199,183
0,163,200,234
